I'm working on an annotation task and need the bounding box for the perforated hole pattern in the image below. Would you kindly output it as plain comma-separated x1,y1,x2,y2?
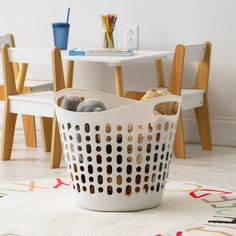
59,120,177,197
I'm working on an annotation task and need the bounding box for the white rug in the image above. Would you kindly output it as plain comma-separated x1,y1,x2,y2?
0,178,235,236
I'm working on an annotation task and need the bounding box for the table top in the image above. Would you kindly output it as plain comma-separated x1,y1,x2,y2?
61,50,173,67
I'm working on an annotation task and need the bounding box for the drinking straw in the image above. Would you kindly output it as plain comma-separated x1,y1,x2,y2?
66,8,70,24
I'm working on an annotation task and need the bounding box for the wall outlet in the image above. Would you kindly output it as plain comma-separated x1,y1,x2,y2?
124,25,139,49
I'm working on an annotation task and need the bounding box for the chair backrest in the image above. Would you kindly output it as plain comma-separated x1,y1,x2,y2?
1,44,65,99
0,34,19,94
0,34,15,53
168,42,212,95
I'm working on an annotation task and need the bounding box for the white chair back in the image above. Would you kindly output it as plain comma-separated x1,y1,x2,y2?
7,48,52,65
184,44,206,63
0,34,13,53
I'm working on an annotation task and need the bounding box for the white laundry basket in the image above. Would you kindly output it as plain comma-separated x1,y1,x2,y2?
54,88,182,211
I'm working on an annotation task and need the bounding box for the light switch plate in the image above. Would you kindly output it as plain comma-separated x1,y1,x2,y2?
124,25,139,49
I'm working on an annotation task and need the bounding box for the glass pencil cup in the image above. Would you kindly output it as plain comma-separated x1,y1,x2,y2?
102,23,117,49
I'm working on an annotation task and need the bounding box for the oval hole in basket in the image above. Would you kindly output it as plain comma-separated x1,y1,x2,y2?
156,183,160,192
98,175,103,184
70,143,74,153
73,164,78,173
90,185,95,194
166,152,169,161
145,164,150,174
159,162,163,172
154,153,158,162
79,154,83,163
146,143,152,153
117,175,122,185
117,134,122,144
162,144,166,152
143,184,149,193
81,174,86,183
127,165,132,174
165,122,169,131
151,173,156,183
136,154,142,164
84,123,90,133
63,133,67,141
128,124,133,133
126,185,132,196
138,134,143,144
75,125,80,131
107,186,113,195
117,155,122,164
127,144,133,154
95,134,101,143
88,165,93,174
67,123,71,130
127,135,133,142
156,133,161,142
86,144,92,154
107,165,112,175
76,134,82,143
162,171,166,181
106,144,112,154
153,102,178,116
135,175,141,184
96,155,102,164
106,124,111,133
77,183,81,192
148,123,153,132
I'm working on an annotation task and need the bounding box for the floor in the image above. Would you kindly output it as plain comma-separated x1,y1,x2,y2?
0,129,236,192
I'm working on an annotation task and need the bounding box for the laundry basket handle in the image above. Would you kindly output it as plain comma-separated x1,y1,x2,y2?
134,95,182,118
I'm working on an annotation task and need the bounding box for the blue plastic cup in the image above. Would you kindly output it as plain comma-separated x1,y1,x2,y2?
52,22,70,50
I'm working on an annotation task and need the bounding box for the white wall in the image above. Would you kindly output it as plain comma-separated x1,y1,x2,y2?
0,0,235,146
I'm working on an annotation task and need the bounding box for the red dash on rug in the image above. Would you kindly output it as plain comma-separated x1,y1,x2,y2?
52,178,69,189
176,232,183,236
189,188,232,199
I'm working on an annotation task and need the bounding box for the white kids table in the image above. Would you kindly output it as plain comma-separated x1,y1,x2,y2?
62,50,174,97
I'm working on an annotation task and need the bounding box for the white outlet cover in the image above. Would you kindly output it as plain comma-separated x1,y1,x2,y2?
124,25,139,49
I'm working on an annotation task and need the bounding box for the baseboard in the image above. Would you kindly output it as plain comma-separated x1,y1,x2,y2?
183,115,236,147
0,102,235,147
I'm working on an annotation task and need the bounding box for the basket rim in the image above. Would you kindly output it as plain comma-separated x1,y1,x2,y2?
53,88,182,117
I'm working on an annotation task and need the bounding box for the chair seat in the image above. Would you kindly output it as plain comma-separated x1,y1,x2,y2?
181,88,205,110
0,80,52,100
9,91,54,117
156,87,205,110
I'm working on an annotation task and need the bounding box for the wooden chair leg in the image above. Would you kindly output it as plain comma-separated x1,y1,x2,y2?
40,117,53,152
195,93,212,150
174,111,186,159
114,66,124,97
22,115,37,148
50,117,62,168
1,103,17,161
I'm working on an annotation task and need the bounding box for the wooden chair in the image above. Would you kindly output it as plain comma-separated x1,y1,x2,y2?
1,44,65,168
125,42,212,159
0,33,53,149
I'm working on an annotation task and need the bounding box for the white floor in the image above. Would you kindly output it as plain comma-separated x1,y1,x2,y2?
0,129,236,192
